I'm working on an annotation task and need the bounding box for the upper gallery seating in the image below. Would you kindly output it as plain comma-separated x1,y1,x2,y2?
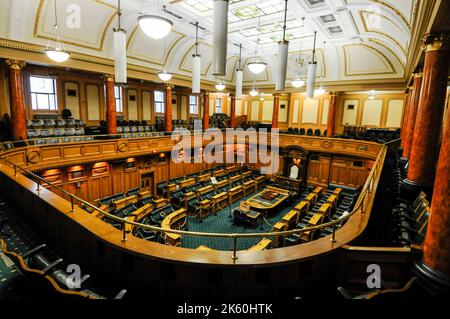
26,116,88,142
341,126,401,143
209,113,230,129
389,192,430,247
282,127,327,137
116,120,165,137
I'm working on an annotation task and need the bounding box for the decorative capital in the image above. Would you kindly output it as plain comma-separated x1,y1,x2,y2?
5,59,26,69
104,74,115,82
329,91,341,97
164,83,174,90
273,93,281,97
423,33,450,52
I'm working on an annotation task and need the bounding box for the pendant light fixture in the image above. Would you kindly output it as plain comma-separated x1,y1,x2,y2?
45,0,70,63
138,3,172,40
248,17,267,74
235,44,243,99
292,17,306,88
306,31,318,98
192,22,201,93
276,0,289,91
114,0,127,83
215,79,226,91
212,0,229,75
158,36,172,82
249,72,258,97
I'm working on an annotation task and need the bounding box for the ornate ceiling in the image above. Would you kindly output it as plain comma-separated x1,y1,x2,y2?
0,0,421,89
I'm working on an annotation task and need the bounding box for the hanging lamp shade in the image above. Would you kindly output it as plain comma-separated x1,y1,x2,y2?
276,41,289,91
235,70,243,99
138,15,173,40
247,61,266,74
45,48,70,63
114,29,127,83
212,0,229,75
215,82,226,91
306,62,317,98
291,78,305,88
192,54,201,93
158,70,172,82
249,87,258,97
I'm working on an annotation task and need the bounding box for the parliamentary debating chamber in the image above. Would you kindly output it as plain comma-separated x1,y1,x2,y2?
0,0,449,305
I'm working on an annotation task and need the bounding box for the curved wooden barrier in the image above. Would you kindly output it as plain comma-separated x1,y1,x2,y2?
0,134,386,299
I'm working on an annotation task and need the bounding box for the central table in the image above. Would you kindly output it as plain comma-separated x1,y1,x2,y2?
245,186,292,216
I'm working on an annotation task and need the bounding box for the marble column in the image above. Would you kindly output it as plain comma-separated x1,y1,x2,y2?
415,102,450,294
202,93,210,130
402,71,423,159
164,84,173,132
229,95,236,128
105,74,117,135
404,34,450,195
6,60,27,141
400,86,413,147
327,92,339,137
272,93,280,129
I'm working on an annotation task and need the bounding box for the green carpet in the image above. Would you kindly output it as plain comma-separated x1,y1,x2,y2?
182,191,303,251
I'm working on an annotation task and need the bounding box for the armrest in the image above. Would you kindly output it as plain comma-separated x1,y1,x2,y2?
22,244,47,259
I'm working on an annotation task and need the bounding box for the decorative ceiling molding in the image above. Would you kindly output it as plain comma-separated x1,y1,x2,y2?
34,0,117,51
343,44,395,77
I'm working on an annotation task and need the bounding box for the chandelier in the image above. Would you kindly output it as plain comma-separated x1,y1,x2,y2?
45,0,70,63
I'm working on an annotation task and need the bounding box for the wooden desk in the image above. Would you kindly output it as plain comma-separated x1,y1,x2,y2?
212,192,228,208
166,183,177,193
254,175,266,190
197,174,211,183
327,195,338,208
282,210,299,229
246,186,291,215
300,213,324,243
228,186,243,203
154,197,168,208
129,203,154,221
197,185,214,195
226,165,239,173
294,201,309,219
243,180,256,196
318,203,332,217
214,180,229,192
242,171,252,178
179,178,195,188
138,190,151,199
230,175,242,184
214,169,226,177
304,193,318,206
312,186,324,195
112,195,137,210
162,208,187,246
333,188,343,196
199,199,212,221
273,222,287,247
247,238,272,251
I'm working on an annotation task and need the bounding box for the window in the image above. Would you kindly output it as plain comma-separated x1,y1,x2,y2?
114,85,123,113
29,76,58,111
154,90,165,113
215,98,222,113
189,95,198,115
